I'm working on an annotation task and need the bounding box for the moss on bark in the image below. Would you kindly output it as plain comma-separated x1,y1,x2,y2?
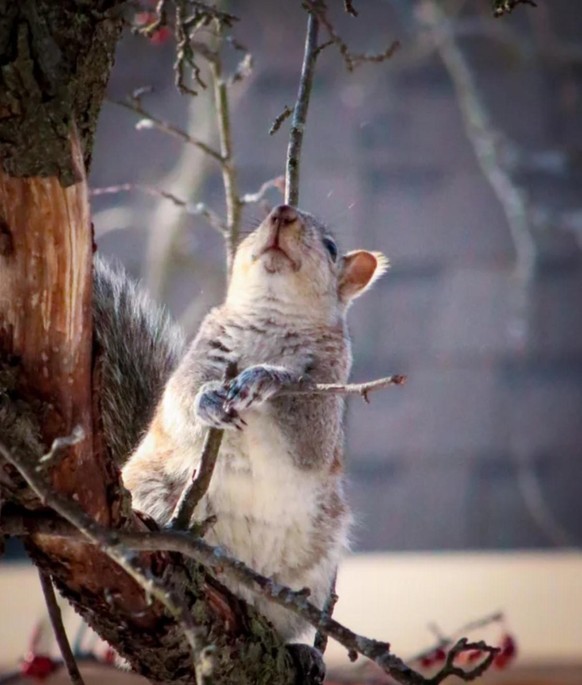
0,0,124,185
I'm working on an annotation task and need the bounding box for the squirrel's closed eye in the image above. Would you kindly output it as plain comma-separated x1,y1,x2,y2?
322,237,338,262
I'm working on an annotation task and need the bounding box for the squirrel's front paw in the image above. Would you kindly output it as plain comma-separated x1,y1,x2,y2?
195,381,246,430
224,365,293,413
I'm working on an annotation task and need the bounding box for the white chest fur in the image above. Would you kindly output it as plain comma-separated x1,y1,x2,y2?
202,410,321,583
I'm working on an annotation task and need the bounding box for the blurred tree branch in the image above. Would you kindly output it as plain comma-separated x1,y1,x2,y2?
492,0,537,18
1,500,501,685
421,1,579,549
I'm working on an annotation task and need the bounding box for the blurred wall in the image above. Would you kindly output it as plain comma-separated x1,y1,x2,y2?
88,1,582,551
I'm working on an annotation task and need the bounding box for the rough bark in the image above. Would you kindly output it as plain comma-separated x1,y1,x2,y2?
0,0,124,183
0,3,305,683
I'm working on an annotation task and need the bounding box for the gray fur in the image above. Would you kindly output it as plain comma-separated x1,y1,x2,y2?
92,255,185,465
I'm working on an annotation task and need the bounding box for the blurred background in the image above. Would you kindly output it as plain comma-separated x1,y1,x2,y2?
2,1,582,682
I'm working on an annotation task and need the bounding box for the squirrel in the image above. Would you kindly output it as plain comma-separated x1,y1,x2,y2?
94,204,388,641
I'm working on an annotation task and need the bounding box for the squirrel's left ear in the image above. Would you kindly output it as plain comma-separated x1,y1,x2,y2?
338,250,389,303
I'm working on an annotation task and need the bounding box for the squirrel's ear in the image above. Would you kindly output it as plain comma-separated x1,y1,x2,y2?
338,250,389,303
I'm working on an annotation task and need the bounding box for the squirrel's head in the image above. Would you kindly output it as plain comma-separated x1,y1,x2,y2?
226,205,388,322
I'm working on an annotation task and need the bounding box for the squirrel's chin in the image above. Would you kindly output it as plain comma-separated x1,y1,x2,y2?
260,249,300,274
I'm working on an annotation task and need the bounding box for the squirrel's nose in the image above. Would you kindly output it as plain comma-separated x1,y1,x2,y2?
269,204,298,229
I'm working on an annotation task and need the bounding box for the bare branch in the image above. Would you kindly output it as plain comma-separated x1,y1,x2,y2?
109,94,224,162
169,429,224,531
269,105,293,135
430,639,499,684
419,3,579,550
285,374,407,403
170,362,238,530
210,37,242,274
285,1,398,204
4,510,500,685
38,569,86,685
306,0,399,72
285,11,320,206
90,183,227,234
0,439,208,682
492,0,537,18
134,1,238,94
421,1,536,282
313,571,337,654
240,176,285,205
174,1,205,94
411,611,504,663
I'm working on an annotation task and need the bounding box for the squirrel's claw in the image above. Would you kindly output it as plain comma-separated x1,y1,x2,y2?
195,381,244,431
224,364,292,413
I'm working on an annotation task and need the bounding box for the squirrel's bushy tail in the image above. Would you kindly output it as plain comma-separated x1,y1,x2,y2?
93,256,186,466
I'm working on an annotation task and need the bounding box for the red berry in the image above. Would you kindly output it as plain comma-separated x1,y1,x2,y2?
420,655,434,668
467,650,482,663
21,653,58,680
135,11,172,45
501,634,517,659
149,26,171,45
494,653,510,670
433,648,446,662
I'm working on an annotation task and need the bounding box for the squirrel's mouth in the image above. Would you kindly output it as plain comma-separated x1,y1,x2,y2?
256,244,299,272
254,228,300,271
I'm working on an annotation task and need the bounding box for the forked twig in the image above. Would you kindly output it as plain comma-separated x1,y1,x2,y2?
3,507,500,685
90,183,227,234
109,95,223,162
0,441,208,682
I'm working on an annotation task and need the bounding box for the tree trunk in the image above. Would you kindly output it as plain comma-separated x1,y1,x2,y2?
0,3,304,683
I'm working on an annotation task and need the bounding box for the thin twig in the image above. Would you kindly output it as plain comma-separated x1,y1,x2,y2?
313,571,337,654
269,105,292,135
169,362,238,530
240,176,285,205
90,183,227,234
169,429,224,531
421,1,536,284
37,425,85,470
0,441,207,682
38,570,86,685
412,611,504,663
492,0,537,17
286,374,407,403
3,509,500,685
210,32,242,276
285,11,319,206
137,1,238,95
420,3,577,549
306,0,399,71
137,0,237,36
228,52,253,86
109,96,224,162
